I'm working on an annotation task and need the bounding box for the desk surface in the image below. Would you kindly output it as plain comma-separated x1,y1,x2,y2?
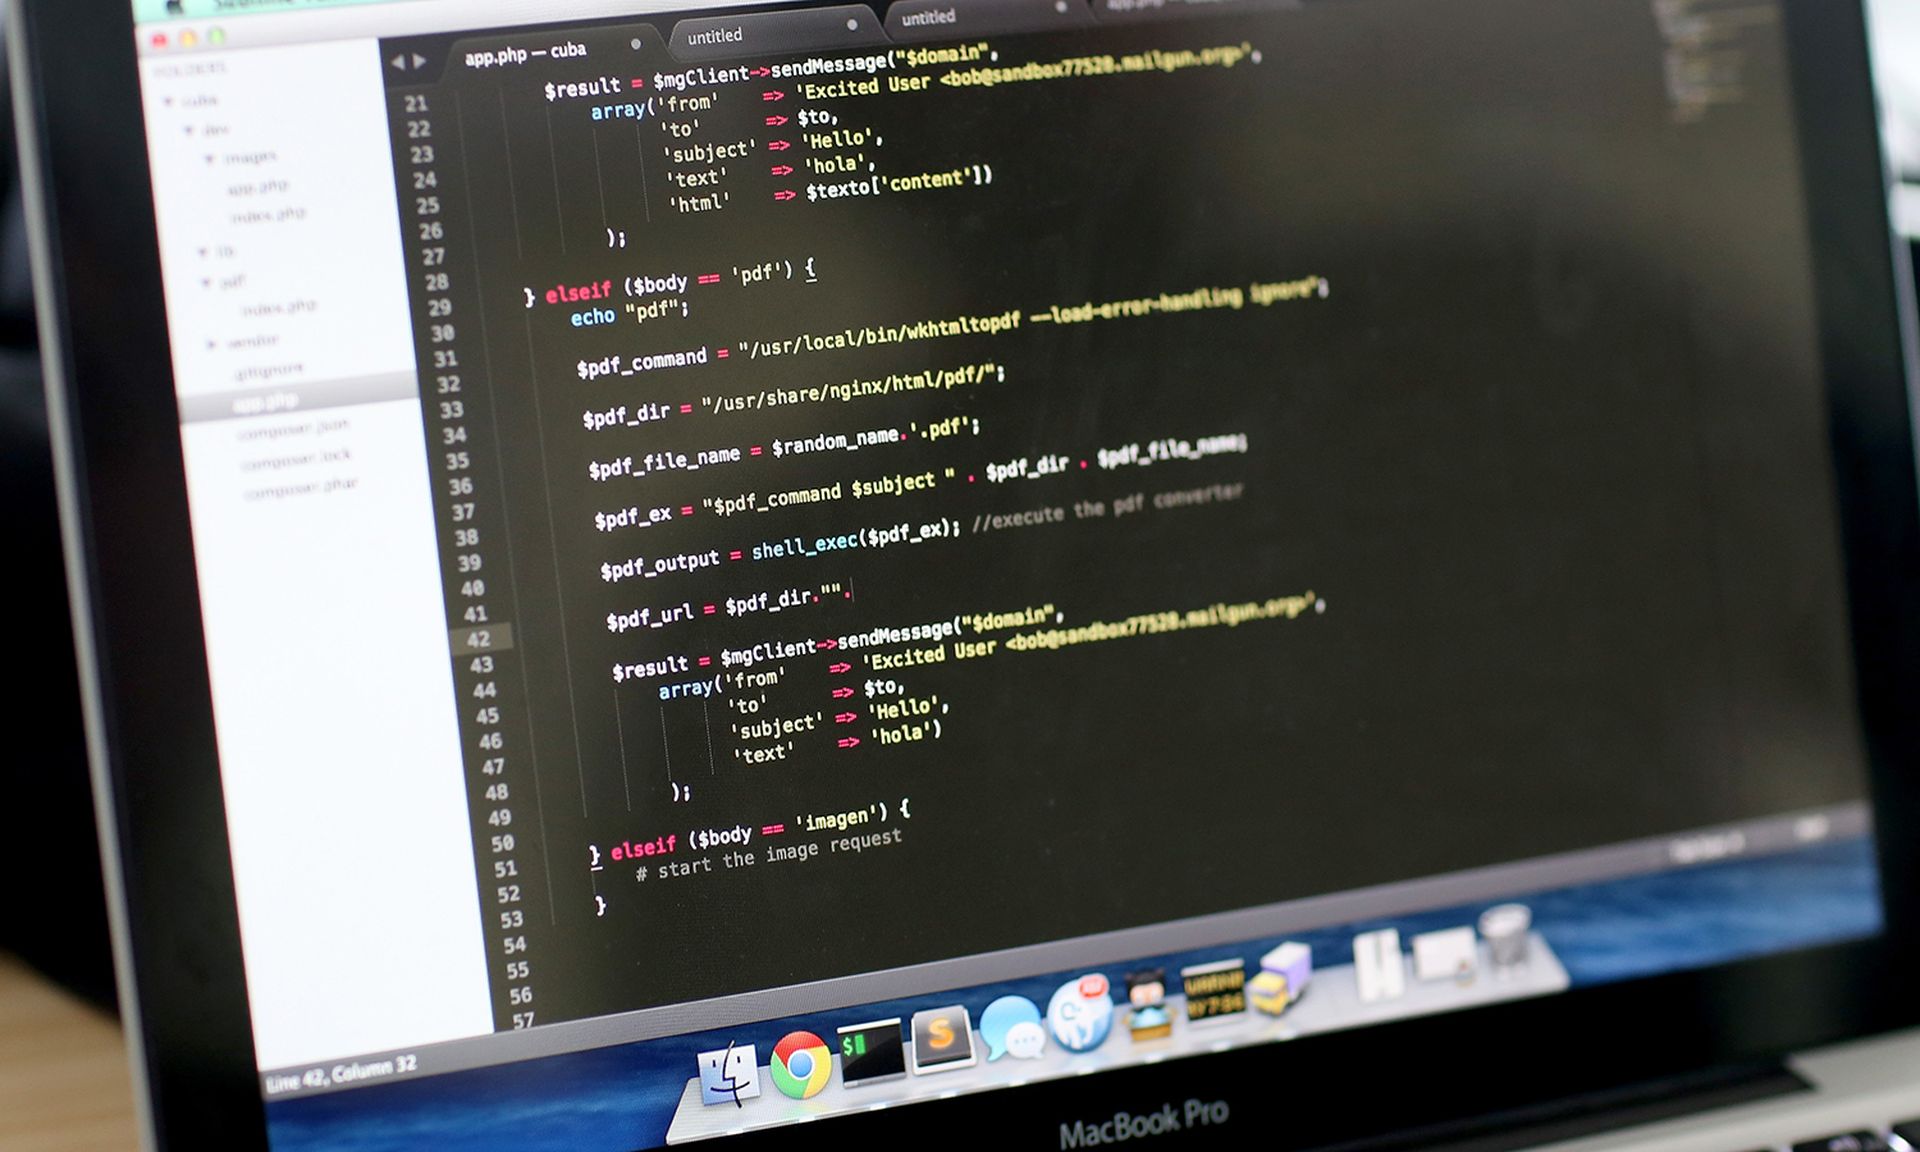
0,951,140,1152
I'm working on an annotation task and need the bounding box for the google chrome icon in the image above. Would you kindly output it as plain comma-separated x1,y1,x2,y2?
770,1030,832,1099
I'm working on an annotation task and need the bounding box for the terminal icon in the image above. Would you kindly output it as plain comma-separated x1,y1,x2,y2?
836,1019,906,1087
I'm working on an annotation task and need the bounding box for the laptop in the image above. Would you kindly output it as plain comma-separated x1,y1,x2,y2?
13,0,1920,1147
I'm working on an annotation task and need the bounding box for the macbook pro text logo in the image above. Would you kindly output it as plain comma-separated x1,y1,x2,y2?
1059,1099,1230,1147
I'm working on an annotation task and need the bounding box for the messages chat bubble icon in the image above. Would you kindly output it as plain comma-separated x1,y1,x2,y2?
1004,1020,1046,1060
979,995,1044,1061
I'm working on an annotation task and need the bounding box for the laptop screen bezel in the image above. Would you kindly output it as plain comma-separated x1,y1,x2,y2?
13,0,1920,1146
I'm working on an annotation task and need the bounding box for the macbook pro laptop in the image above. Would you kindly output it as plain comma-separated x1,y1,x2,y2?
13,0,1920,1148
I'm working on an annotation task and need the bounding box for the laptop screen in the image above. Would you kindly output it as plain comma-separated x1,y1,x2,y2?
127,0,1883,1144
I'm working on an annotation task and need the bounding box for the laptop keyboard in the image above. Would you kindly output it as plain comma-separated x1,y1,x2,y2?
1787,1133,1896,1152
1768,1125,1918,1152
